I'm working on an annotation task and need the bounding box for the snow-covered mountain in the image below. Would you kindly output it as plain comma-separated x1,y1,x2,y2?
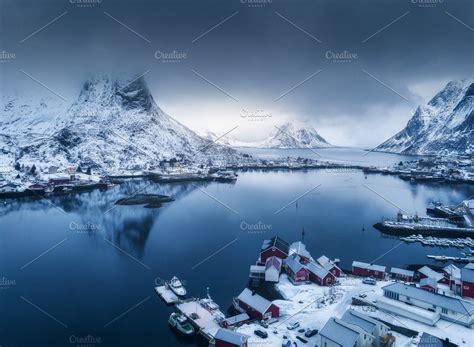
376,80,473,155
261,122,332,149
0,76,244,174
202,123,332,149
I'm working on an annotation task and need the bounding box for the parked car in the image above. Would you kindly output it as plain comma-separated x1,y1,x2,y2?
287,322,300,330
362,277,377,285
304,329,318,338
254,329,268,339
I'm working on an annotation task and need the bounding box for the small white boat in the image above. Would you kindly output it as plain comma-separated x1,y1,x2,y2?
168,312,194,336
169,276,186,297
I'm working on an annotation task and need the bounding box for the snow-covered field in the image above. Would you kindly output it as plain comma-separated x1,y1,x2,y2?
236,275,473,346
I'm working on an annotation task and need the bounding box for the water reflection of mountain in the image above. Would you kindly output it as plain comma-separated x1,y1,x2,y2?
0,179,210,256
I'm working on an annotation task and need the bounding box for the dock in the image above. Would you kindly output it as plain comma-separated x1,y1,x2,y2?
154,286,179,304
176,299,224,342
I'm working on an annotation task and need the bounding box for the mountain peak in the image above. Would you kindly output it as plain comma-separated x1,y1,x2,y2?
376,78,473,155
78,75,154,111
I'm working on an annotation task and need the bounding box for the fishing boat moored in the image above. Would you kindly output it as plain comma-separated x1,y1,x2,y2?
168,312,195,336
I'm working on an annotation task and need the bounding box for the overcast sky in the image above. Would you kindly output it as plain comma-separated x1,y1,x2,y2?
1,0,473,147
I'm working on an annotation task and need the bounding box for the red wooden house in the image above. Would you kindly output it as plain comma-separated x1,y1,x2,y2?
215,328,249,347
316,255,342,277
235,288,280,320
284,254,309,284
461,263,474,298
390,267,414,282
420,278,437,293
306,261,335,286
289,241,312,264
352,261,386,279
416,266,444,283
260,236,289,263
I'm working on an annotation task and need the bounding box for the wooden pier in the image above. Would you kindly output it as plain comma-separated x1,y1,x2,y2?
176,299,224,343
154,286,179,304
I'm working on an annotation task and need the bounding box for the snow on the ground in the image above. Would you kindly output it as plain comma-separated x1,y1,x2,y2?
236,275,473,346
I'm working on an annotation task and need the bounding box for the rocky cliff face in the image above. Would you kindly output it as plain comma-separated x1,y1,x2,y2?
376,80,473,155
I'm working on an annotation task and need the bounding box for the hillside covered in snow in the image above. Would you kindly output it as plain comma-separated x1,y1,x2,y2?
376,80,473,156
0,76,246,175
203,122,332,149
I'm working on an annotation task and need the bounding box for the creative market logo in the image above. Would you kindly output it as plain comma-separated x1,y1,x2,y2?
241,0,273,8
325,50,358,64
240,109,272,122
411,0,444,8
69,0,103,8
154,50,188,64
0,50,16,63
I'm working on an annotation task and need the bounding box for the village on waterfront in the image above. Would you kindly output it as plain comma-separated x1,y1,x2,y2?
156,234,474,347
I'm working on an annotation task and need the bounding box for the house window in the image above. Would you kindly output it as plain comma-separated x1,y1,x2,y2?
442,308,448,314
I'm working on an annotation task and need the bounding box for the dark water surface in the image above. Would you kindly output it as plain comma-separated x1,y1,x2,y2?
0,150,472,346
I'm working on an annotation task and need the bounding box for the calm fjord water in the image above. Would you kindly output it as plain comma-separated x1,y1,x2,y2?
1,149,472,346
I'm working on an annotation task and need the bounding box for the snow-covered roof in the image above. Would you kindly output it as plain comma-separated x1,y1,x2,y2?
316,255,339,271
352,261,385,272
443,264,461,279
318,317,369,346
306,261,330,279
215,328,249,344
237,288,274,314
390,267,414,277
383,282,474,315
265,256,282,271
420,277,437,289
285,254,305,274
417,266,444,281
340,310,384,334
260,236,289,255
461,266,474,283
289,241,312,259
224,313,249,325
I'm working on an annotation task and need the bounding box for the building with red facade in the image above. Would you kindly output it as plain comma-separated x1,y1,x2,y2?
234,288,280,320
352,261,386,279
461,263,474,298
259,236,289,263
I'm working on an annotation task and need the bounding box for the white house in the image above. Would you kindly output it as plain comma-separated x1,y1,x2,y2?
265,256,282,283
340,310,391,347
382,282,474,327
315,317,375,347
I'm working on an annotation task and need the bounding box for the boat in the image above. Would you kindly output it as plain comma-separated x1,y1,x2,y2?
168,276,186,297
168,312,195,336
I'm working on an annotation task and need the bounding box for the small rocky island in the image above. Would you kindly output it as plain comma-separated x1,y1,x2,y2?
115,194,174,209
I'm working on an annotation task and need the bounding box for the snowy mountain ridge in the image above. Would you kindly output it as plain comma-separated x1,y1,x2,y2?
0,76,244,175
202,122,332,149
376,79,473,155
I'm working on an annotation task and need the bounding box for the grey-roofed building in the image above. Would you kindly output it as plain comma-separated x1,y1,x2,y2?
223,313,249,328
315,317,375,347
417,266,444,282
382,282,474,327
340,310,390,347
420,278,438,293
265,256,282,283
